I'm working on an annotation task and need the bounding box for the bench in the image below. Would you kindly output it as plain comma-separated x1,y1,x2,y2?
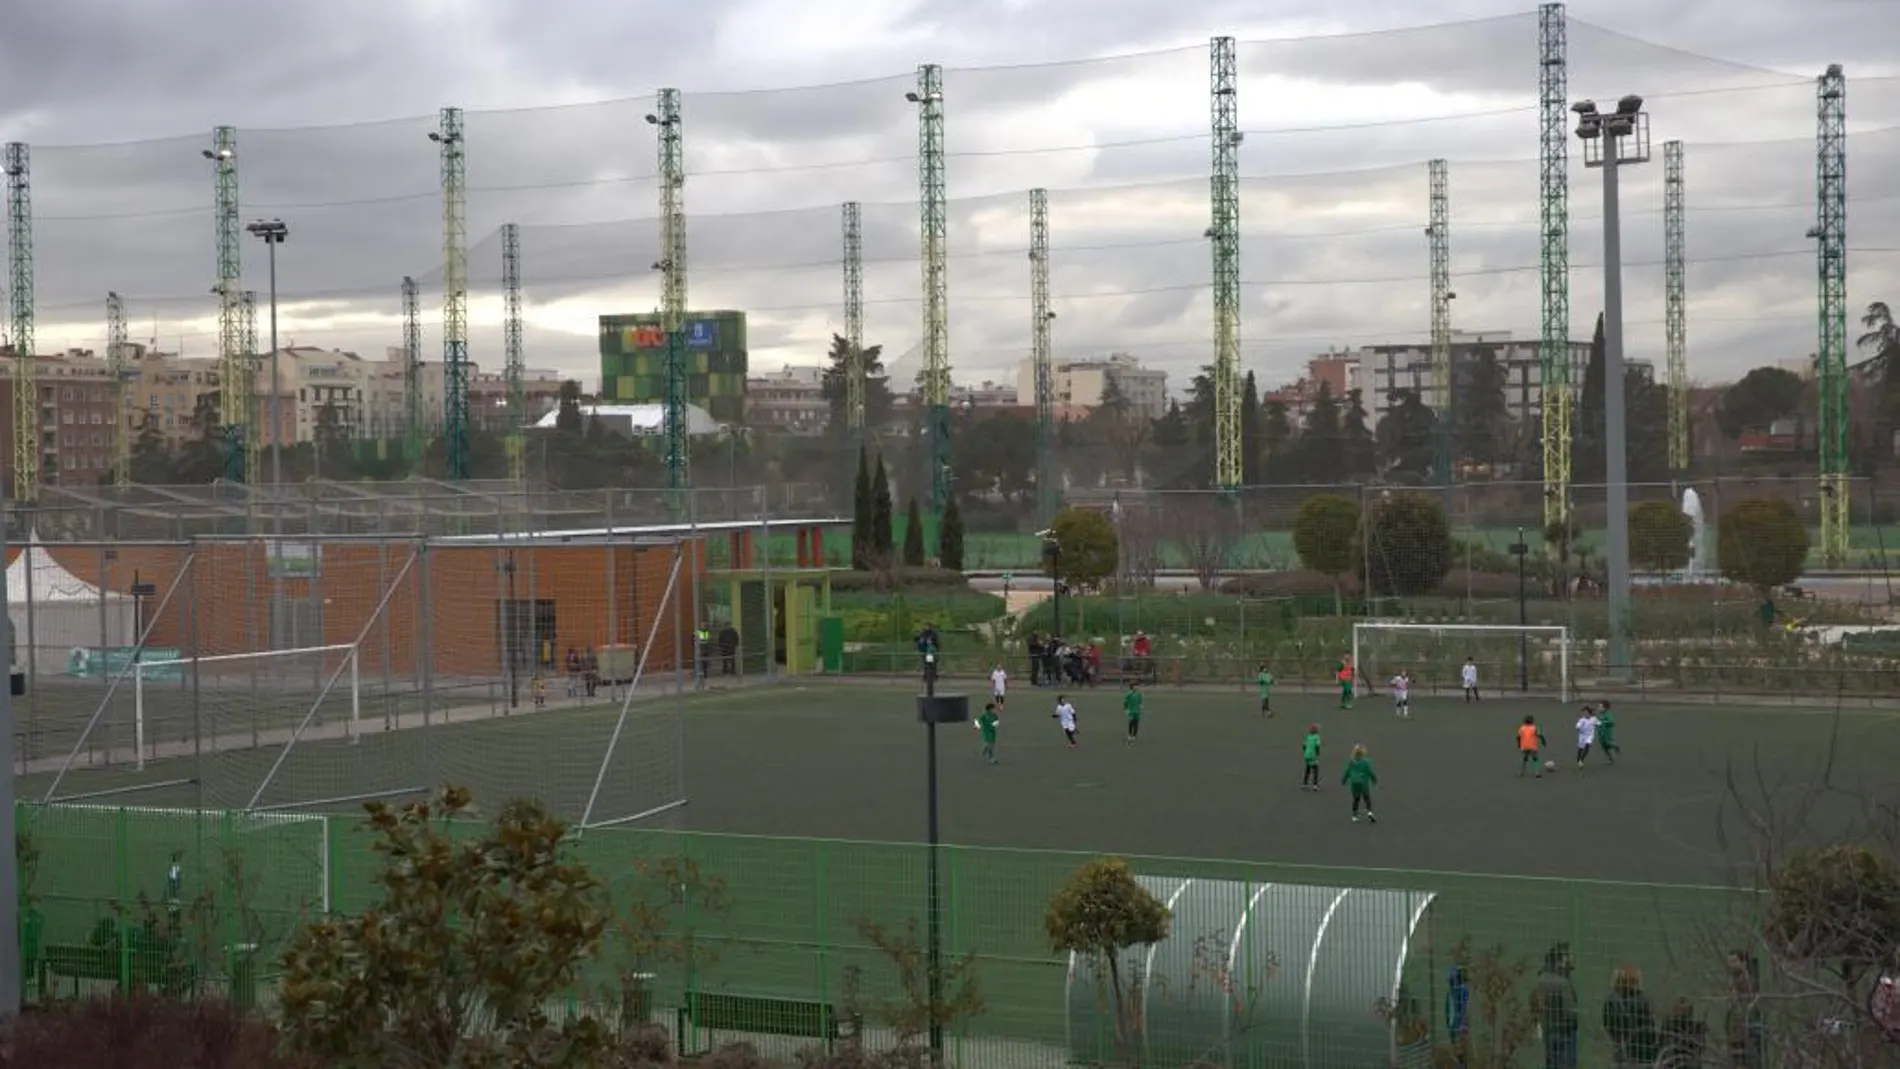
676,990,852,1055
42,942,197,998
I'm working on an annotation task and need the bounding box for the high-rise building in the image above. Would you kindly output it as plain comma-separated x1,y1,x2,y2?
1013,352,1166,420
599,311,748,424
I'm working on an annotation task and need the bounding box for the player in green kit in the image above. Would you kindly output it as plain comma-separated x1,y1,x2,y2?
1256,662,1276,716
1123,681,1144,743
1301,724,1322,790
975,702,1001,764
1595,701,1618,764
1342,743,1378,822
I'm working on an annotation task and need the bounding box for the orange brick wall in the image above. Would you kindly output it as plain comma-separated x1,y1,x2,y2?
20,539,703,679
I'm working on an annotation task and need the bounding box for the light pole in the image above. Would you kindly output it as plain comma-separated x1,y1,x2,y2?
1510,526,1530,692
1574,95,1649,679
244,220,287,490
915,651,966,1069
1041,534,1064,639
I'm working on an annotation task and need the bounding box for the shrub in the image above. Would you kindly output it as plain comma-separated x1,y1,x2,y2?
0,996,313,1069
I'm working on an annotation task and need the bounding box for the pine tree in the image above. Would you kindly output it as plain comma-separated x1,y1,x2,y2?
871,454,895,563
940,495,966,571
902,497,927,566
852,446,873,570
1240,371,1262,486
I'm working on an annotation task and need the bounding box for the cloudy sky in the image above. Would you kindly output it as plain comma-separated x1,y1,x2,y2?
1,0,1896,397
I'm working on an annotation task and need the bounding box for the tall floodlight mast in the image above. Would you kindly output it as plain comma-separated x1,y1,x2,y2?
909,66,952,516
1538,3,1572,535
1030,188,1056,525
107,292,129,488
4,143,35,500
648,89,689,507
239,290,260,487
401,276,422,463
1813,65,1849,567
502,223,525,485
430,109,469,480
842,201,865,435
1210,37,1243,492
1427,158,1454,484
204,128,247,486
1663,140,1689,472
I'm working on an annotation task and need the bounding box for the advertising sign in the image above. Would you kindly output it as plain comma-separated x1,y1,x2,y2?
67,646,184,681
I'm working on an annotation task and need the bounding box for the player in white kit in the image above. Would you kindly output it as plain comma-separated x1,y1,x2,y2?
1574,704,1599,768
1053,695,1079,747
1390,670,1412,719
1461,657,1481,702
990,663,1008,708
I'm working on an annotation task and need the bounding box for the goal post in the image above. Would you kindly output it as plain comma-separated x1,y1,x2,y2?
1352,622,1571,701
132,643,362,771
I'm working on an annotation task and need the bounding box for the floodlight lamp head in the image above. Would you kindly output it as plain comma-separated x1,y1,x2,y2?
1615,94,1643,116
1572,100,1598,116
1806,225,1823,239
905,91,921,103
427,132,442,143
202,148,232,161
644,113,659,124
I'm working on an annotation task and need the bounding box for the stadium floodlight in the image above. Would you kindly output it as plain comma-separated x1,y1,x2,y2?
1575,92,1649,680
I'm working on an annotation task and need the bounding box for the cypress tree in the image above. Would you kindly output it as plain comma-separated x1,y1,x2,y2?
852,445,873,569
871,454,895,562
940,495,966,571
902,496,927,567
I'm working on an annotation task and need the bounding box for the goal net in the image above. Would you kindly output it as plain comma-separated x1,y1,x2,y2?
1352,622,1571,701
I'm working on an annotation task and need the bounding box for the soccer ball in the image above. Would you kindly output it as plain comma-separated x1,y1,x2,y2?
1544,759,1557,772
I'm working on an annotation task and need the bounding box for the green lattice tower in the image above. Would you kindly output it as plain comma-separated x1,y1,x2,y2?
653,87,690,509
1030,187,1056,525
1427,158,1453,484
4,142,35,500
1538,3,1571,535
842,201,865,435
1664,140,1689,472
502,222,526,485
435,108,470,480
1210,36,1242,492
1815,64,1849,566
401,276,423,464
206,127,247,486
239,289,260,488
107,291,130,488
915,64,952,516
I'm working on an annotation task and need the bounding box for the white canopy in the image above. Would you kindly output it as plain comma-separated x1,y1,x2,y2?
7,537,111,603
4,536,140,672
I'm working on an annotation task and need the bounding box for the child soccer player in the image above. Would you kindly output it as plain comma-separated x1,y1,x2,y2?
975,701,1001,764
1342,744,1378,823
1301,724,1322,790
1517,715,1546,778
1596,701,1619,764
1390,669,1412,719
1335,655,1355,709
1123,681,1144,742
1053,694,1079,747
532,673,548,709
1257,662,1276,717
1574,704,1599,768
1461,657,1481,702
990,663,1008,709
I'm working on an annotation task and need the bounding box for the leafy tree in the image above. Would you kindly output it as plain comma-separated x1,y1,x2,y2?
871,454,895,563
554,379,584,436
1458,345,1510,470
1165,498,1237,591
1360,491,1453,596
852,446,874,570
278,788,616,1068
125,413,175,485
1292,493,1361,613
1856,300,1900,470
1339,388,1378,481
902,496,926,567
1716,498,1810,597
612,854,732,1030
1045,506,1119,591
1259,398,1295,483
820,333,893,436
1087,379,1151,487
1295,382,1342,484
940,495,965,571
1239,371,1261,486
1716,366,1806,440
851,916,987,1050
1765,844,1900,992
1574,314,1670,483
1044,858,1172,1068
956,411,1037,502
1628,499,1694,573
1376,388,1437,483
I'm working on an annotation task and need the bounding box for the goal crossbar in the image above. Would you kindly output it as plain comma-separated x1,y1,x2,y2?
132,644,362,772
1352,621,1571,701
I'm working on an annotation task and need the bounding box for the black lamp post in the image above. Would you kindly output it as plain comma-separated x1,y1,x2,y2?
916,660,966,1069
1510,527,1530,692
1041,537,1063,638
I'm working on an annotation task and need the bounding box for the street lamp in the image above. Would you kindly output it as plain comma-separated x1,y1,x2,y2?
1040,532,1065,638
1574,94,1649,679
914,651,965,1069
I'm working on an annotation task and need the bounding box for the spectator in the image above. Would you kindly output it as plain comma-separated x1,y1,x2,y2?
564,646,583,696
1601,966,1659,1067
1724,949,1764,1069
582,648,599,697
1657,997,1706,1069
718,624,739,675
1530,943,1579,1069
695,626,711,680
915,623,940,655
1445,964,1470,1059
1027,632,1046,686
1085,642,1102,686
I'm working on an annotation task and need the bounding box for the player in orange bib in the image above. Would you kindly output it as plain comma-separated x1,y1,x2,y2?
1517,715,1547,778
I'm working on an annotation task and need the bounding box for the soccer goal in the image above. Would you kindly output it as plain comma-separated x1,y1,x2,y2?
132,643,362,771
1352,622,1571,701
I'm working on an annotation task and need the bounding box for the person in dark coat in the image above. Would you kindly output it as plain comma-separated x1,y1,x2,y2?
1601,966,1659,1067
1657,997,1706,1068
718,624,739,675
1530,942,1579,1069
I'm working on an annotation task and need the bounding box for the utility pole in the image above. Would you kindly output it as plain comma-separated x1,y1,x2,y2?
1664,140,1689,473
1427,158,1454,484
6,143,36,501
206,128,246,486
239,290,260,488
1813,65,1849,567
431,109,469,480
502,223,525,486
401,276,422,465
1030,188,1056,527
650,89,689,513
108,292,130,487
843,201,865,436
1538,3,1572,538
910,67,952,520
1210,37,1243,493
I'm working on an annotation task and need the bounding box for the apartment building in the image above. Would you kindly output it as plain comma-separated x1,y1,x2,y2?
745,365,828,434
468,366,565,435
1355,332,1599,431
1013,352,1168,420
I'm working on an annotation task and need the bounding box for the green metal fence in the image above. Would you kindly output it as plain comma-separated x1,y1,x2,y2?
19,802,1764,1067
